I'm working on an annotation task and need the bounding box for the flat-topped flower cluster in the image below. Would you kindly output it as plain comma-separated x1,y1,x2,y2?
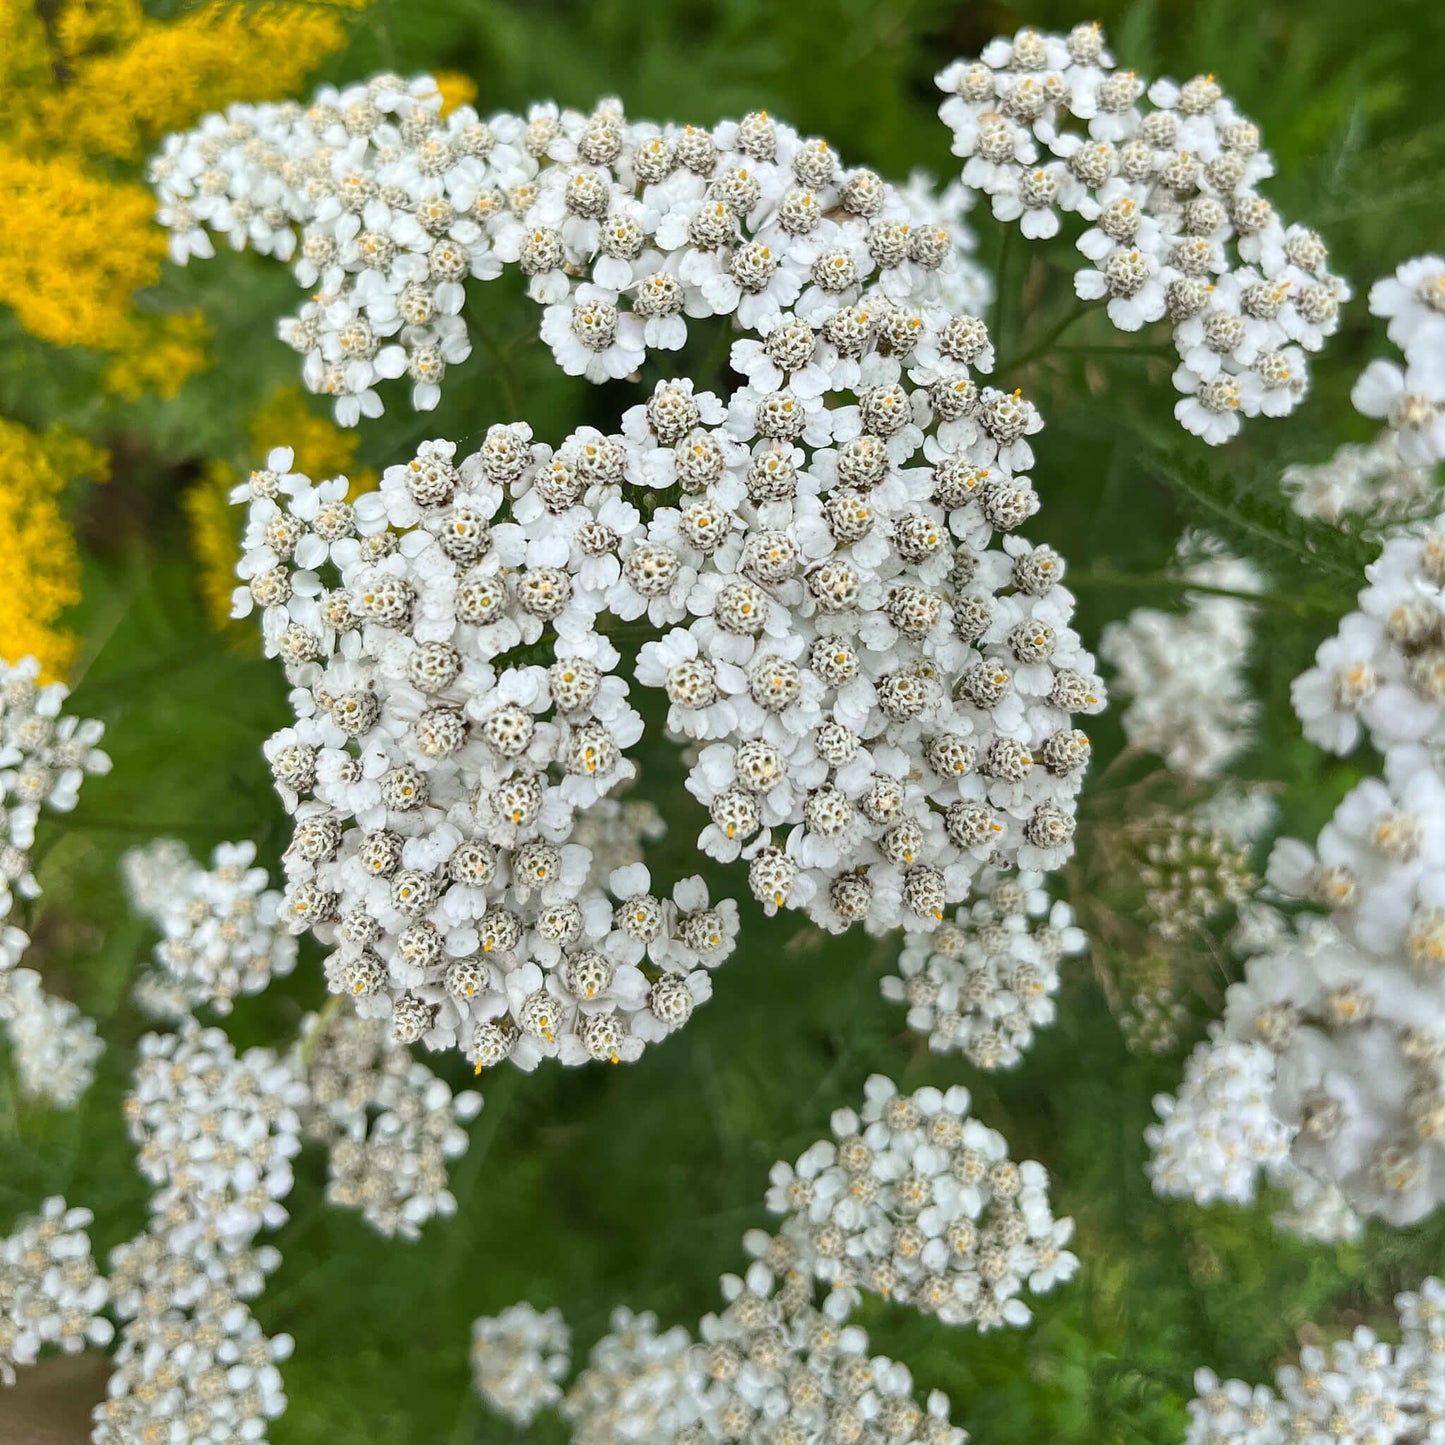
764,1076,1075,1331
153,23,1344,448
234,341,1102,1069
1185,1275,1445,1444
471,1077,999,1442
880,870,1085,1069
937,25,1347,443
151,74,988,424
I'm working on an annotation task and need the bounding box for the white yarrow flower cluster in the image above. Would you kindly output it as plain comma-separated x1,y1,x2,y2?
559,1264,969,1445
765,1075,1076,1330
126,1023,308,1251
1146,1035,1292,1207
153,79,988,424
1284,433,1437,526
1291,523,1445,759
880,870,1085,1069
297,1008,482,1238
688,1242,969,1445
94,1269,293,1445
1099,539,1262,777
1285,253,1444,524
1352,254,1445,470
0,655,110,1105
937,24,1347,443
1184,1275,1445,1445
234,307,1102,1069
0,958,104,1106
498,1079,1041,1440
123,838,299,1018
0,1198,112,1387
96,1023,306,1442
561,1308,704,1445
470,1302,571,1428
1153,517,1445,1228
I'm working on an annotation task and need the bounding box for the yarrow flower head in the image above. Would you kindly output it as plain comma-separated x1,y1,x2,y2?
154,78,989,425
1184,1275,1445,1444
1146,1035,1293,1208
1099,537,1263,778
471,1302,571,1428
126,1022,308,1253
936,24,1348,443
765,1074,1076,1330
124,837,299,1017
1287,252,1444,524
1152,508,1445,1229
881,870,1085,1069
233,278,1103,1071
0,1197,112,1386
0,956,103,1107
0,653,110,919
297,1008,482,1239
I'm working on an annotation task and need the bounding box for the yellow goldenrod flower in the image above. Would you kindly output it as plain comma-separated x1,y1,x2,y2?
0,147,163,354
52,0,146,62
32,2,367,163
0,419,108,683
0,6,54,131
103,312,213,401
0,0,368,388
434,71,479,117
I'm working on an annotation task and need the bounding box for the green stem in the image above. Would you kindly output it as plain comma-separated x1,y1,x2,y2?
1066,569,1339,617
998,301,1092,374
469,313,523,418
298,994,347,1068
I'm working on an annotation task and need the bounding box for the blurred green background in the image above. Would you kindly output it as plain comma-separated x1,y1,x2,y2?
3,0,1445,1440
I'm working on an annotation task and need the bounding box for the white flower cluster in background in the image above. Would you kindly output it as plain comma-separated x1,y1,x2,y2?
1286,253,1443,523
561,1308,702,1444
938,25,1347,444
95,1022,306,1441
126,1023,308,1250
548,1261,970,1445
1099,538,1262,778
0,656,110,1106
1283,433,1437,527
298,1007,483,1238
765,1075,1075,1330
1151,512,1445,1228
0,1198,112,1387
470,1302,571,1428
1145,1034,1363,1242
1291,524,1445,761
1146,1035,1292,1206
1353,255,1445,469
233,286,1104,1069
1183,1275,1445,1444
0,956,104,1108
123,838,298,1019
684,1240,968,1445
152,76,988,424
482,1075,1055,1438
880,870,1086,1069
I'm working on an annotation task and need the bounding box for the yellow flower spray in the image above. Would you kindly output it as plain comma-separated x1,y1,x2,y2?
0,419,108,682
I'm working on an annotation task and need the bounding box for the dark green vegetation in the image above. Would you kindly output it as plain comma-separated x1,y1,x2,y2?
3,0,1445,1440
